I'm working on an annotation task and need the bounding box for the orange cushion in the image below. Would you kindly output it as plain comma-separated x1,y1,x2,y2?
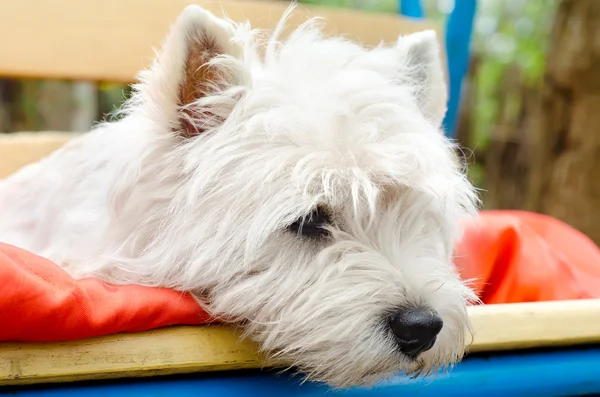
1,210,599,343
455,210,600,304
0,243,208,342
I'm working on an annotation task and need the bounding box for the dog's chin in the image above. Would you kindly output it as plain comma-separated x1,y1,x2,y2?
354,362,453,389
406,346,467,379
309,363,424,390
309,345,465,390
251,319,468,389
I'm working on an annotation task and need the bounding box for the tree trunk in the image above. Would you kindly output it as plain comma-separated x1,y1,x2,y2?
526,0,600,244
483,65,536,211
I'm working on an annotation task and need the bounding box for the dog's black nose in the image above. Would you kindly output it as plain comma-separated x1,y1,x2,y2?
388,308,443,358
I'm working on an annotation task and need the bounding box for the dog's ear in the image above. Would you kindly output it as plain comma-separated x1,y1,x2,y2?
396,30,447,126
138,5,247,137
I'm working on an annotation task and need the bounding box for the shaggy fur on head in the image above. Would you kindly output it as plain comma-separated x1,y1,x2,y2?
0,5,479,388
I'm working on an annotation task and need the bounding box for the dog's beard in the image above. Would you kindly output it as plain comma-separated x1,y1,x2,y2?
201,232,473,389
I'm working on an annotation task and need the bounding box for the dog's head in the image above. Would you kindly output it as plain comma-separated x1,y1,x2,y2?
117,5,479,388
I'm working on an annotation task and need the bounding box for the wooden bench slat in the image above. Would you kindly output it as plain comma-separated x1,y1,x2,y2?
0,0,440,83
2,299,600,386
0,132,79,178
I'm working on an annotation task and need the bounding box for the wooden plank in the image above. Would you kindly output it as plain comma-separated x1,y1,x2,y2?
0,0,441,83
5,349,600,396
0,132,79,178
1,299,600,386
467,299,600,353
0,325,265,386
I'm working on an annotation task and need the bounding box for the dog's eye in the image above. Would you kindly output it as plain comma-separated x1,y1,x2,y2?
287,206,332,239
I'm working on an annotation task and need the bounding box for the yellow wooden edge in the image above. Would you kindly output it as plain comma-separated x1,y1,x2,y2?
0,132,81,179
0,325,266,386
0,0,442,83
1,299,600,386
467,299,600,352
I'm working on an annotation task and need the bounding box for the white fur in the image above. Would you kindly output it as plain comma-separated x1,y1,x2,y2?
0,5,479,388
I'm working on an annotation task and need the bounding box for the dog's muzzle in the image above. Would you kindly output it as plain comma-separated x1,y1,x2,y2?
388,307,443,359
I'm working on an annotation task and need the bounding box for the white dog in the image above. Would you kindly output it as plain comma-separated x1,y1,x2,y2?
0,5,478,388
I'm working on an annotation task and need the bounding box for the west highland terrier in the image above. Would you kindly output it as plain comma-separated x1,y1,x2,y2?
0,4,479,388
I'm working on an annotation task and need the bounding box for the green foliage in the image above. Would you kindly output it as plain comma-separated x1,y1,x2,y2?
470,0,557,148
98,82,132,121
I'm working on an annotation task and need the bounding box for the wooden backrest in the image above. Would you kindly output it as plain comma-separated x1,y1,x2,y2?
0,0,443,178
0,0,442,83
0,132,79,178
